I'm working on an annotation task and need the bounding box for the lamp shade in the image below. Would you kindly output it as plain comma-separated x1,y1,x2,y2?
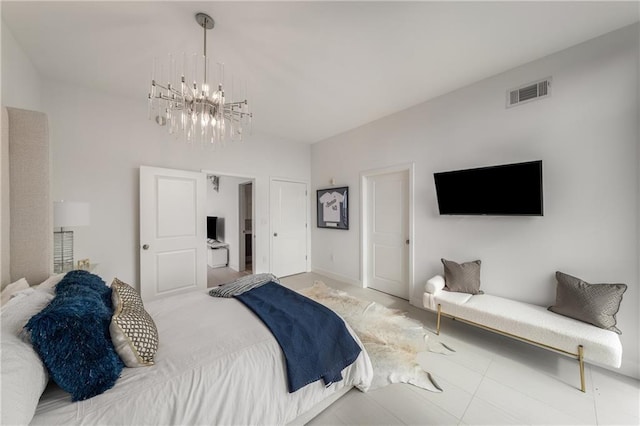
53,201,90,227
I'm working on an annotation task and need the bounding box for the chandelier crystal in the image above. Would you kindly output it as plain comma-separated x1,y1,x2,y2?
148,13,252,145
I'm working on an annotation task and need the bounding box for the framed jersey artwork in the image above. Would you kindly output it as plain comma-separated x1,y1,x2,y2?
317,187,349,230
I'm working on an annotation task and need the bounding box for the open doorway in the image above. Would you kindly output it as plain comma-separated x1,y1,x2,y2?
205,173,255,287
238,182,253,273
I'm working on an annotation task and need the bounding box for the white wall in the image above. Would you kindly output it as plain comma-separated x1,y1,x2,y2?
1,19,44,285
311,24,639,378
637,18,640,384
206,175,252,270
41,78,310,289
1,20,42,111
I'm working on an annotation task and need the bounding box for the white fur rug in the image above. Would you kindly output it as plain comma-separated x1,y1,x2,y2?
299,281,449,393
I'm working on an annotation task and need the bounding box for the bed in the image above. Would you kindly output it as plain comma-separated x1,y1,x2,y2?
0,107,373,425
1,274,372,425
28,287,372,425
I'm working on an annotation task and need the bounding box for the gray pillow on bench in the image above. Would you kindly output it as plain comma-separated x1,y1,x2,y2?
441,258,483,295
548,271,627,334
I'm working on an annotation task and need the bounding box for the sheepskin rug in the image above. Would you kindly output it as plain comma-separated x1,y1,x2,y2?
299,281,444,393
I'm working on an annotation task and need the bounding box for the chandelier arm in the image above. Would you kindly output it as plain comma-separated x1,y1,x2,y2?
158,94,185,104
223,104,251,113
154,89,184,102
223,107,249,116
155,82,183,96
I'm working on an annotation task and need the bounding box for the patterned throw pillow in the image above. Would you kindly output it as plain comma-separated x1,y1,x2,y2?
548,271,627,334
110,278,159,367
441,258,483,295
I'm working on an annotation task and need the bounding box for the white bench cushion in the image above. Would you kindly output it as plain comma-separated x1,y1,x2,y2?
424,283,622,369
423,290,472,311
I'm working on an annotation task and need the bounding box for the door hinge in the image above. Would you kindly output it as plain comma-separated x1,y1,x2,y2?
305,190,308,196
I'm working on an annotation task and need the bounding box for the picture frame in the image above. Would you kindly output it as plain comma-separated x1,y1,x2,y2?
77,258,91,270
317,186,349,230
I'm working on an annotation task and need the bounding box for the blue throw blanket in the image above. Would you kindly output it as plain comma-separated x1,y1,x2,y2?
235,282,362,393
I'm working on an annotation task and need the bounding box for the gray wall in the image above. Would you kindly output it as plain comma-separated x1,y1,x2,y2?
311,24,639,378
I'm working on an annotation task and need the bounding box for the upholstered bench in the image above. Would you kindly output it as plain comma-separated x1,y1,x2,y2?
423,275,623,392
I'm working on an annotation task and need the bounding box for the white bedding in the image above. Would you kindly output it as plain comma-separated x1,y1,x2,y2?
31,290,373,425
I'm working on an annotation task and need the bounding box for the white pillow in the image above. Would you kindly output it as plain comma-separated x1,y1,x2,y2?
425,275,445,294
1,277,30,307
35,273,66,292
1,288,55,425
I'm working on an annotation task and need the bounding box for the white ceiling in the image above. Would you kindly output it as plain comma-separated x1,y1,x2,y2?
2,1,638,144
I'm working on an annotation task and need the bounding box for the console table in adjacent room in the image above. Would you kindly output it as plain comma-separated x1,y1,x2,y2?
207,240,229,268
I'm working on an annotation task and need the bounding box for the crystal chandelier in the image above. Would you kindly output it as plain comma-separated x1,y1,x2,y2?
148,13,252,145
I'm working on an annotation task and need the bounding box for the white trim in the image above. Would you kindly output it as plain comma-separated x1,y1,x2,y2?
200,169,258,181
360,163,415,299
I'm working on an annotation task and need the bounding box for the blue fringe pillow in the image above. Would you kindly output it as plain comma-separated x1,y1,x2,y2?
55,270,113,308
25,271,124,401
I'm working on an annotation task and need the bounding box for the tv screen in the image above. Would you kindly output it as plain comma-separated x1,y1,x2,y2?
434,160,543,216
207,216,218,240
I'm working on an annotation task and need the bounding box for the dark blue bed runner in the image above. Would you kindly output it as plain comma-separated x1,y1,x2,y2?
235,281,361,393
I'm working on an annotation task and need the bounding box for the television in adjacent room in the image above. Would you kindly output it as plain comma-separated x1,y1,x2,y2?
207,216,218,240
433,160,543,216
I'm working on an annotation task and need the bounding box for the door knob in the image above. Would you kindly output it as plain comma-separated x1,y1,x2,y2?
405,239,410,245
142,244,149,250
274,233,278,237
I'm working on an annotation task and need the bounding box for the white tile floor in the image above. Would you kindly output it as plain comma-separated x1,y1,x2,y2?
280,272,640,426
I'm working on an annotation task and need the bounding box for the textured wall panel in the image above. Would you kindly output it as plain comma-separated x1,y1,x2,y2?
7,107,51,285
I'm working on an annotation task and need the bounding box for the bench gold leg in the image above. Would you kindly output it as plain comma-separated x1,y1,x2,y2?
578,345,585,392
436,304,442,336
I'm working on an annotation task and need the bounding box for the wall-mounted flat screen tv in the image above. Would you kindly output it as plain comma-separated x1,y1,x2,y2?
434,160,543,216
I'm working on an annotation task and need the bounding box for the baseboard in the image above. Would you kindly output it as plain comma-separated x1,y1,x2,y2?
310,267,362,287
618,356,640,380
409,296,423,310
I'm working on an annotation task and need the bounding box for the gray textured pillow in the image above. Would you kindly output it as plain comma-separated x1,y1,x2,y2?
441,258,483,295
548,271,627,334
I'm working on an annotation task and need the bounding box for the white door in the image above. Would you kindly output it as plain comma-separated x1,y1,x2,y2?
271,179,308,278
140,166,207,302
366,170,410,299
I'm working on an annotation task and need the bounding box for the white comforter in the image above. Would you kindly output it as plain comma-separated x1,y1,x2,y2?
31,290,373,425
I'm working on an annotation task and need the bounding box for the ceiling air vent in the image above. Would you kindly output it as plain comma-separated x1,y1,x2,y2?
507,77,552,108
